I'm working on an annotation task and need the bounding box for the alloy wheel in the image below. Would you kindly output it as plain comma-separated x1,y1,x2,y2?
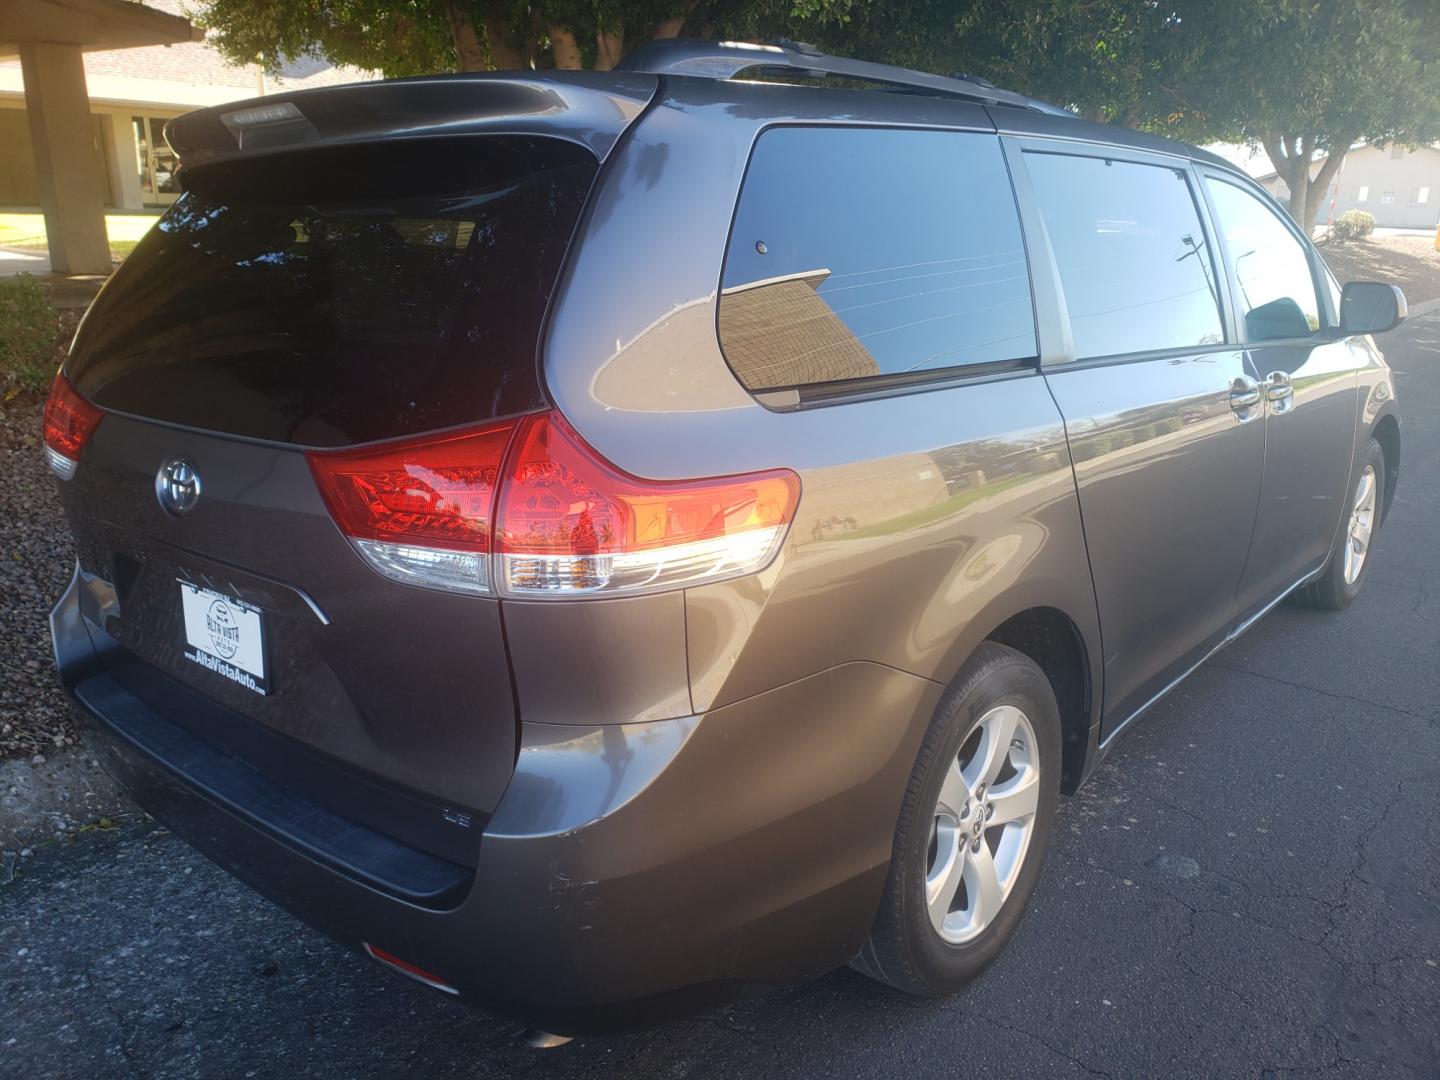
1344,464,1378,585
925,704,1041,944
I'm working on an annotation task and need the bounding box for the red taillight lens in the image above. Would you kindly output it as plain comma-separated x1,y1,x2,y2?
307,409,801,598
494,411,800,596
306,421,515,595
42,373,104,479
307,423,515,550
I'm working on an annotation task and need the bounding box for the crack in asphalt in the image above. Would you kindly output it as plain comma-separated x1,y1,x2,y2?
1204,661,1436,723
969,1010,1116,1079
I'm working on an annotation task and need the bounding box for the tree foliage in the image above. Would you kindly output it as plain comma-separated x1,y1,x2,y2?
193,0,866,76
1175,0,1440,229
844,0,1440,229
191,0,1440,228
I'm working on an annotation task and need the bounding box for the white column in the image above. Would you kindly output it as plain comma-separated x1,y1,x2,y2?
18,42,111,274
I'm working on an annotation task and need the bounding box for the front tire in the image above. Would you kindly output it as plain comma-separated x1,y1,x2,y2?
1297,437,1386,611
852,642,1060,996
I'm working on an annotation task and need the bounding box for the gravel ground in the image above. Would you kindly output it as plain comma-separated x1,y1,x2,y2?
1318,234,1440,306
0,396,77,762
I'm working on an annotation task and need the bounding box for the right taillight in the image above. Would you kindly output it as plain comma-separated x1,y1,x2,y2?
42,372,104,480
307,410,801,599
494,411,801,598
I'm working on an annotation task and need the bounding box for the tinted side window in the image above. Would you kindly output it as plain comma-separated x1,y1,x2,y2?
1024,152,1224,359
1205,179,1321,341
719,128,1036,391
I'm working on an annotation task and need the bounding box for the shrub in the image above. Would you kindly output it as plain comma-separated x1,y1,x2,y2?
0,274,58,396
1331,209,1376,243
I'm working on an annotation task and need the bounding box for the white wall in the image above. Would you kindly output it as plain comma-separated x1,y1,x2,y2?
1263,144,1440,229
0,98,182,209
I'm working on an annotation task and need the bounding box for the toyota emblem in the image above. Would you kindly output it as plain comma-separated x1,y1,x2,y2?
156,458,202,516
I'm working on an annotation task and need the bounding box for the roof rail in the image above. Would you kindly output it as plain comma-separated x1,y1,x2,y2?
617,38,1074,117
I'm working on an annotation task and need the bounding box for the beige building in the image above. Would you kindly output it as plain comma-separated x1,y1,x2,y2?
1,0,372,213
1257,142,1440,230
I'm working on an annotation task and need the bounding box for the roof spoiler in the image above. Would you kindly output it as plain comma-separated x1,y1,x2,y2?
165,71,658,170
619,38,1074,117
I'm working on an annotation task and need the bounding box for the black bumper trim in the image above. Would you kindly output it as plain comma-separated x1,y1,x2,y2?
73,671,471,908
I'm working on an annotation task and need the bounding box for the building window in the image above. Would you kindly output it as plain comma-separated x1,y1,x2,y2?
132,116,181,205
1354,186,1369,202
1414,187,1431,205
1380,191,1396,205
1390,145,1405,160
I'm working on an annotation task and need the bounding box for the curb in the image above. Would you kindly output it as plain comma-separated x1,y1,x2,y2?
1406,297,1440,319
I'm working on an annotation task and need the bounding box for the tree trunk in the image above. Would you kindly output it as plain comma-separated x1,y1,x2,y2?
653,3,696,38
1261,132,1312,228
477,0,529,69
1261,132,1353,233
549,25,583,70
1304,147,1349,232
595,28,624,71
444,1,488,71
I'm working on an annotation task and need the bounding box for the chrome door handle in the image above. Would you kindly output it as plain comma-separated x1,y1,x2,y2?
1229,376,1262,420
1265,371,1294,412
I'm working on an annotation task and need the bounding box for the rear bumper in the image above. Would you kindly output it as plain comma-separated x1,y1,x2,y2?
55,567,940,1034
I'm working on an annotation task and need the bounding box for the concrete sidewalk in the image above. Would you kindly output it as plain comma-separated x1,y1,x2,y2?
0,247,51,276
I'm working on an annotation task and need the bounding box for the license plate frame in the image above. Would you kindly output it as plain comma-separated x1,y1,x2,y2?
178,580,268,695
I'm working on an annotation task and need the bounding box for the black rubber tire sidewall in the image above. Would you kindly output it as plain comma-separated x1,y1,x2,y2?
857,642,1062,996
1305,437,1386,611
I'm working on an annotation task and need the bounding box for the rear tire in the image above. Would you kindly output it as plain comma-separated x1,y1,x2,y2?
1296,437,1385,612
851,642,1060,996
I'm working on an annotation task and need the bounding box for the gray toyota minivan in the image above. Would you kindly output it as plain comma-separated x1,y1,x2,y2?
46,40,1405,1037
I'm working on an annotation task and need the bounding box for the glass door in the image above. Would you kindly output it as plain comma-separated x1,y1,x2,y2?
133,116,181,205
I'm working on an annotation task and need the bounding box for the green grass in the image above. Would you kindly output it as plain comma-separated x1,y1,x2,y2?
0,212,159,262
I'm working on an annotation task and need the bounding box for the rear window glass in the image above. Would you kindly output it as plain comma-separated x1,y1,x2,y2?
1022,152,1224,359
718,127,1036,391
67,137,597,446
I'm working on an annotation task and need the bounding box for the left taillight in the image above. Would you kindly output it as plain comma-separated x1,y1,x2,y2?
42,372,104,480
307,410,802,599
306,420,516,596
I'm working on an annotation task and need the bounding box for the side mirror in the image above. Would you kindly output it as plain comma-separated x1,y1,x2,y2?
1340,281,1407,335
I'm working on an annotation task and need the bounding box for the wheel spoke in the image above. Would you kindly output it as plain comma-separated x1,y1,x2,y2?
1354,469,1375,513
936,757,968,821
924,702,1041,944
987,769,1040,826
964,838,1003,929
965,706,1019,789
926,832,967,935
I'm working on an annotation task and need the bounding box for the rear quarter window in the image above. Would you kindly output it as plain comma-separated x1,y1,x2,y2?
718,127,1037,392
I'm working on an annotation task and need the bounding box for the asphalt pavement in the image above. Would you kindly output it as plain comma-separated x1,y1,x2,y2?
3,316,1437,1080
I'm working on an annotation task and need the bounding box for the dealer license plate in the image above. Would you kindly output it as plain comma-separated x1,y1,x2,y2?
178,581,268,695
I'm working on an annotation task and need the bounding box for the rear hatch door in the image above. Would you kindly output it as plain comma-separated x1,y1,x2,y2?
59,76,654,861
